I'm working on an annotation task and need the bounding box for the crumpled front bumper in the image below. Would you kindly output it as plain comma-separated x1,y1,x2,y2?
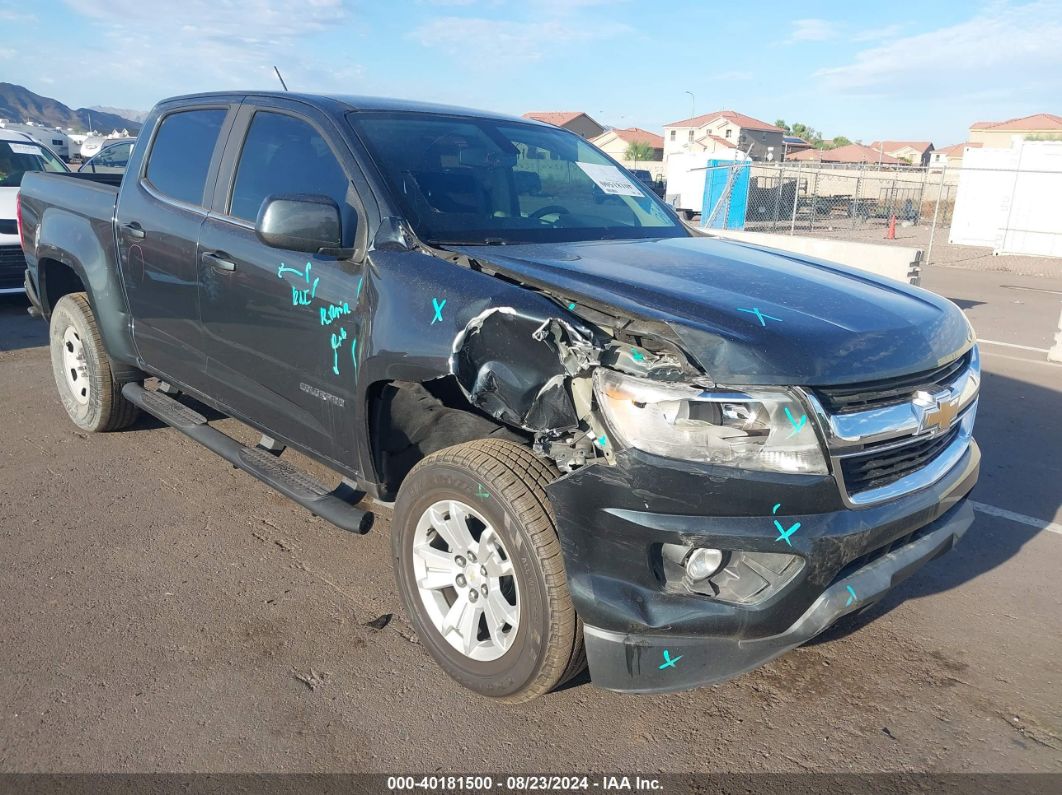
546,439,979,694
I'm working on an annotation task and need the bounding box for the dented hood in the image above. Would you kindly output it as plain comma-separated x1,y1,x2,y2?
448,236,973,387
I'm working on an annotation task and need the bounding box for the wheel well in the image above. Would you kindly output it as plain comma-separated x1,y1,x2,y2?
368,377,529,501
39,258,86,316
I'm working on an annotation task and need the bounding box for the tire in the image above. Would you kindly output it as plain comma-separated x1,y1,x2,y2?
49,292,140,432
392,438,585,703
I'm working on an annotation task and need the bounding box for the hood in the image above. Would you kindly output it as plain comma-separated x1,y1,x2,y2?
447,236,973,386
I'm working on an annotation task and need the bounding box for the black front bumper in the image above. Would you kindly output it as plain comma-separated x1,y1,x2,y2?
546,440,980,694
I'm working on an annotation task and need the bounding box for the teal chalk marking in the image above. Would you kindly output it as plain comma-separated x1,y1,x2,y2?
475,483,490,499
774,518,801,546
277,262,312,282
567,301,576,311
431,297,446,324
659,649,682,669
596,435,607,448
350,337,358,376
737,306,782,326
784,407,807,438
356,276,364,300
310,276,319,298
330,327,348,376
771,502,800,546
845,585,857,607
630,347,645,362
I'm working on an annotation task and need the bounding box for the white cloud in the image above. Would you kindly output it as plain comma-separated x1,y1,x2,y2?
789,18,839,42
815,1,1062,96
410,15,629,62
46,0,363,104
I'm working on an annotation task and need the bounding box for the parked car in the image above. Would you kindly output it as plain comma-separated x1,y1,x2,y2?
78,138,135,175
629,168,665,198
0,130,68,293
18,92,980,702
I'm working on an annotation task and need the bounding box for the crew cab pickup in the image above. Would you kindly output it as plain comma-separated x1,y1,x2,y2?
18,92,980,701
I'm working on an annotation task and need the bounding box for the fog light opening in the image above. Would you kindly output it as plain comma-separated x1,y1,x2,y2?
661,543,725,583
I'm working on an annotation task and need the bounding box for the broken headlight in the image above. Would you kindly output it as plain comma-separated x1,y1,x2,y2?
593,369,828,474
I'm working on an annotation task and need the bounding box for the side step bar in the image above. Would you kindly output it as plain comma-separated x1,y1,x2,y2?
123,383,373,534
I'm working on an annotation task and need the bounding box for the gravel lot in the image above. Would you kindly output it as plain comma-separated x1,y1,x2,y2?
0,265,1060,776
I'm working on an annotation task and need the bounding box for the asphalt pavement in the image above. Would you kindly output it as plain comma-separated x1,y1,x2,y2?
0,264,1059,775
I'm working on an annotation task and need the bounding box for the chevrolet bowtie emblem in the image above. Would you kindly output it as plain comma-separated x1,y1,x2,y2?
913,390,960,434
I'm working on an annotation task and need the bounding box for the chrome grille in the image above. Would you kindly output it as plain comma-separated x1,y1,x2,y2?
815,351,971,414
840,424,962,494
803,346,980,507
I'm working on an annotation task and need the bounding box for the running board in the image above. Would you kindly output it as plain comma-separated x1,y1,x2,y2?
122,383,373,534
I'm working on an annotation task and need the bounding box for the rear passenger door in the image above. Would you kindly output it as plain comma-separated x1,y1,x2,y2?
196,100,366,462
116,104,236,388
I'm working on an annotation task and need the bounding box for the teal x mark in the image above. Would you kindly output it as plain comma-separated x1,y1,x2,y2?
784,407,807,438
431,297,446,324
659,649,683,669
845,585,857,607
772,502,801,546
737,307,782,327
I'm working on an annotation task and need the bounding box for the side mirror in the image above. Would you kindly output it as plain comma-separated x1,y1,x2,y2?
256,194,342,253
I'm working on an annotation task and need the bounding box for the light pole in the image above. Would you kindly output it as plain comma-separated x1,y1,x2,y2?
684,91,695,121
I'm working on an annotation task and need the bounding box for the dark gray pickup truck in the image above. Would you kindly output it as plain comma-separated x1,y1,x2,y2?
17,92,980,701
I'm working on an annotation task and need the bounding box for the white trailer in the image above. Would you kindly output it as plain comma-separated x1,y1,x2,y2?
664,150,750,221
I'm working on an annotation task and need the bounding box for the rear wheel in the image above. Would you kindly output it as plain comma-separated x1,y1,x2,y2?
392,439,584,702
49,292,140,432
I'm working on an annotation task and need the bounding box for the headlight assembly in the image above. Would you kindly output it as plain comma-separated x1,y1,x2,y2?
593,369,828,474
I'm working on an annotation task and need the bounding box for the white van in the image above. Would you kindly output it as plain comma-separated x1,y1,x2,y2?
0,130,69,293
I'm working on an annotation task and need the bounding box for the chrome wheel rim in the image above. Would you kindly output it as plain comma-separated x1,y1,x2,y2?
412,499,519,661
61,326,90,405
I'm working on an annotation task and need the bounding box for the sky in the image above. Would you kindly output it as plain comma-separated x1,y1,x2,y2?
1,0,1060,145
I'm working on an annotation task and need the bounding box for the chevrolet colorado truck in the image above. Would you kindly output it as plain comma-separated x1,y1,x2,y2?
18,92,980,701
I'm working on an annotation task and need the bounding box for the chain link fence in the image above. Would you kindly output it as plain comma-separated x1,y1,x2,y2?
690,162,989,266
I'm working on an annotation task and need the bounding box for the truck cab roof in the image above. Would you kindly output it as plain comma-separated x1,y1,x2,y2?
156,91,542,126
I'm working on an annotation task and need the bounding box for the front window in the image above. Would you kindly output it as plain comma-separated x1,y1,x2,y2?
349,112,684,246
0,140,68,187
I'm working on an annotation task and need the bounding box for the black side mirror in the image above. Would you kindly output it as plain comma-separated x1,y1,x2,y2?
256,194,342,253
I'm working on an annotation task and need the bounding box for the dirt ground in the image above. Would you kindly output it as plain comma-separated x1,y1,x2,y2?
0,265,1060,777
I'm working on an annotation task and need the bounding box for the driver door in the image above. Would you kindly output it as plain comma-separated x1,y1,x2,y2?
197,102,365,461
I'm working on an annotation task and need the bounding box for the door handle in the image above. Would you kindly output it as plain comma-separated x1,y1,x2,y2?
123,222,145,240
203,251,236,272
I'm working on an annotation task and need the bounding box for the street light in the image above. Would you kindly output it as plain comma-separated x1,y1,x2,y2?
684,90,695,121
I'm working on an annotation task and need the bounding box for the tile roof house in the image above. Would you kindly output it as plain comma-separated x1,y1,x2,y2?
590,127,665,162
521,111,605,139
929,142,982,167
969,113,1062,147
786,143,905,165
867,140,935,166
662,110,785,162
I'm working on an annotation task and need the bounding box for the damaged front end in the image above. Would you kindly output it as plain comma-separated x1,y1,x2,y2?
448,298,711,474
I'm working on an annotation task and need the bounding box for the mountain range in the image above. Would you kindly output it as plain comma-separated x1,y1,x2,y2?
0,83,143,134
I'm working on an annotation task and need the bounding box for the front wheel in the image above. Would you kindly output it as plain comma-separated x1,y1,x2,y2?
49,292,140,432
391,439,585,702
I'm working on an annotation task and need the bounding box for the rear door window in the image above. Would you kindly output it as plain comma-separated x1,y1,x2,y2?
145,109,227,205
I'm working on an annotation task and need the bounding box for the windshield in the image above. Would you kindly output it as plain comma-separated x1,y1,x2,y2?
348,112,685,246
0,140,68,187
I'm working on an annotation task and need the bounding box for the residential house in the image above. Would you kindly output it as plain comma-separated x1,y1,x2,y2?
662,110,785,162
521,111,605,139
786,143,905,165
590,127,664,162
969,113,1062,147
782,135,812,158
867,140,934,166
929,142,982,168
